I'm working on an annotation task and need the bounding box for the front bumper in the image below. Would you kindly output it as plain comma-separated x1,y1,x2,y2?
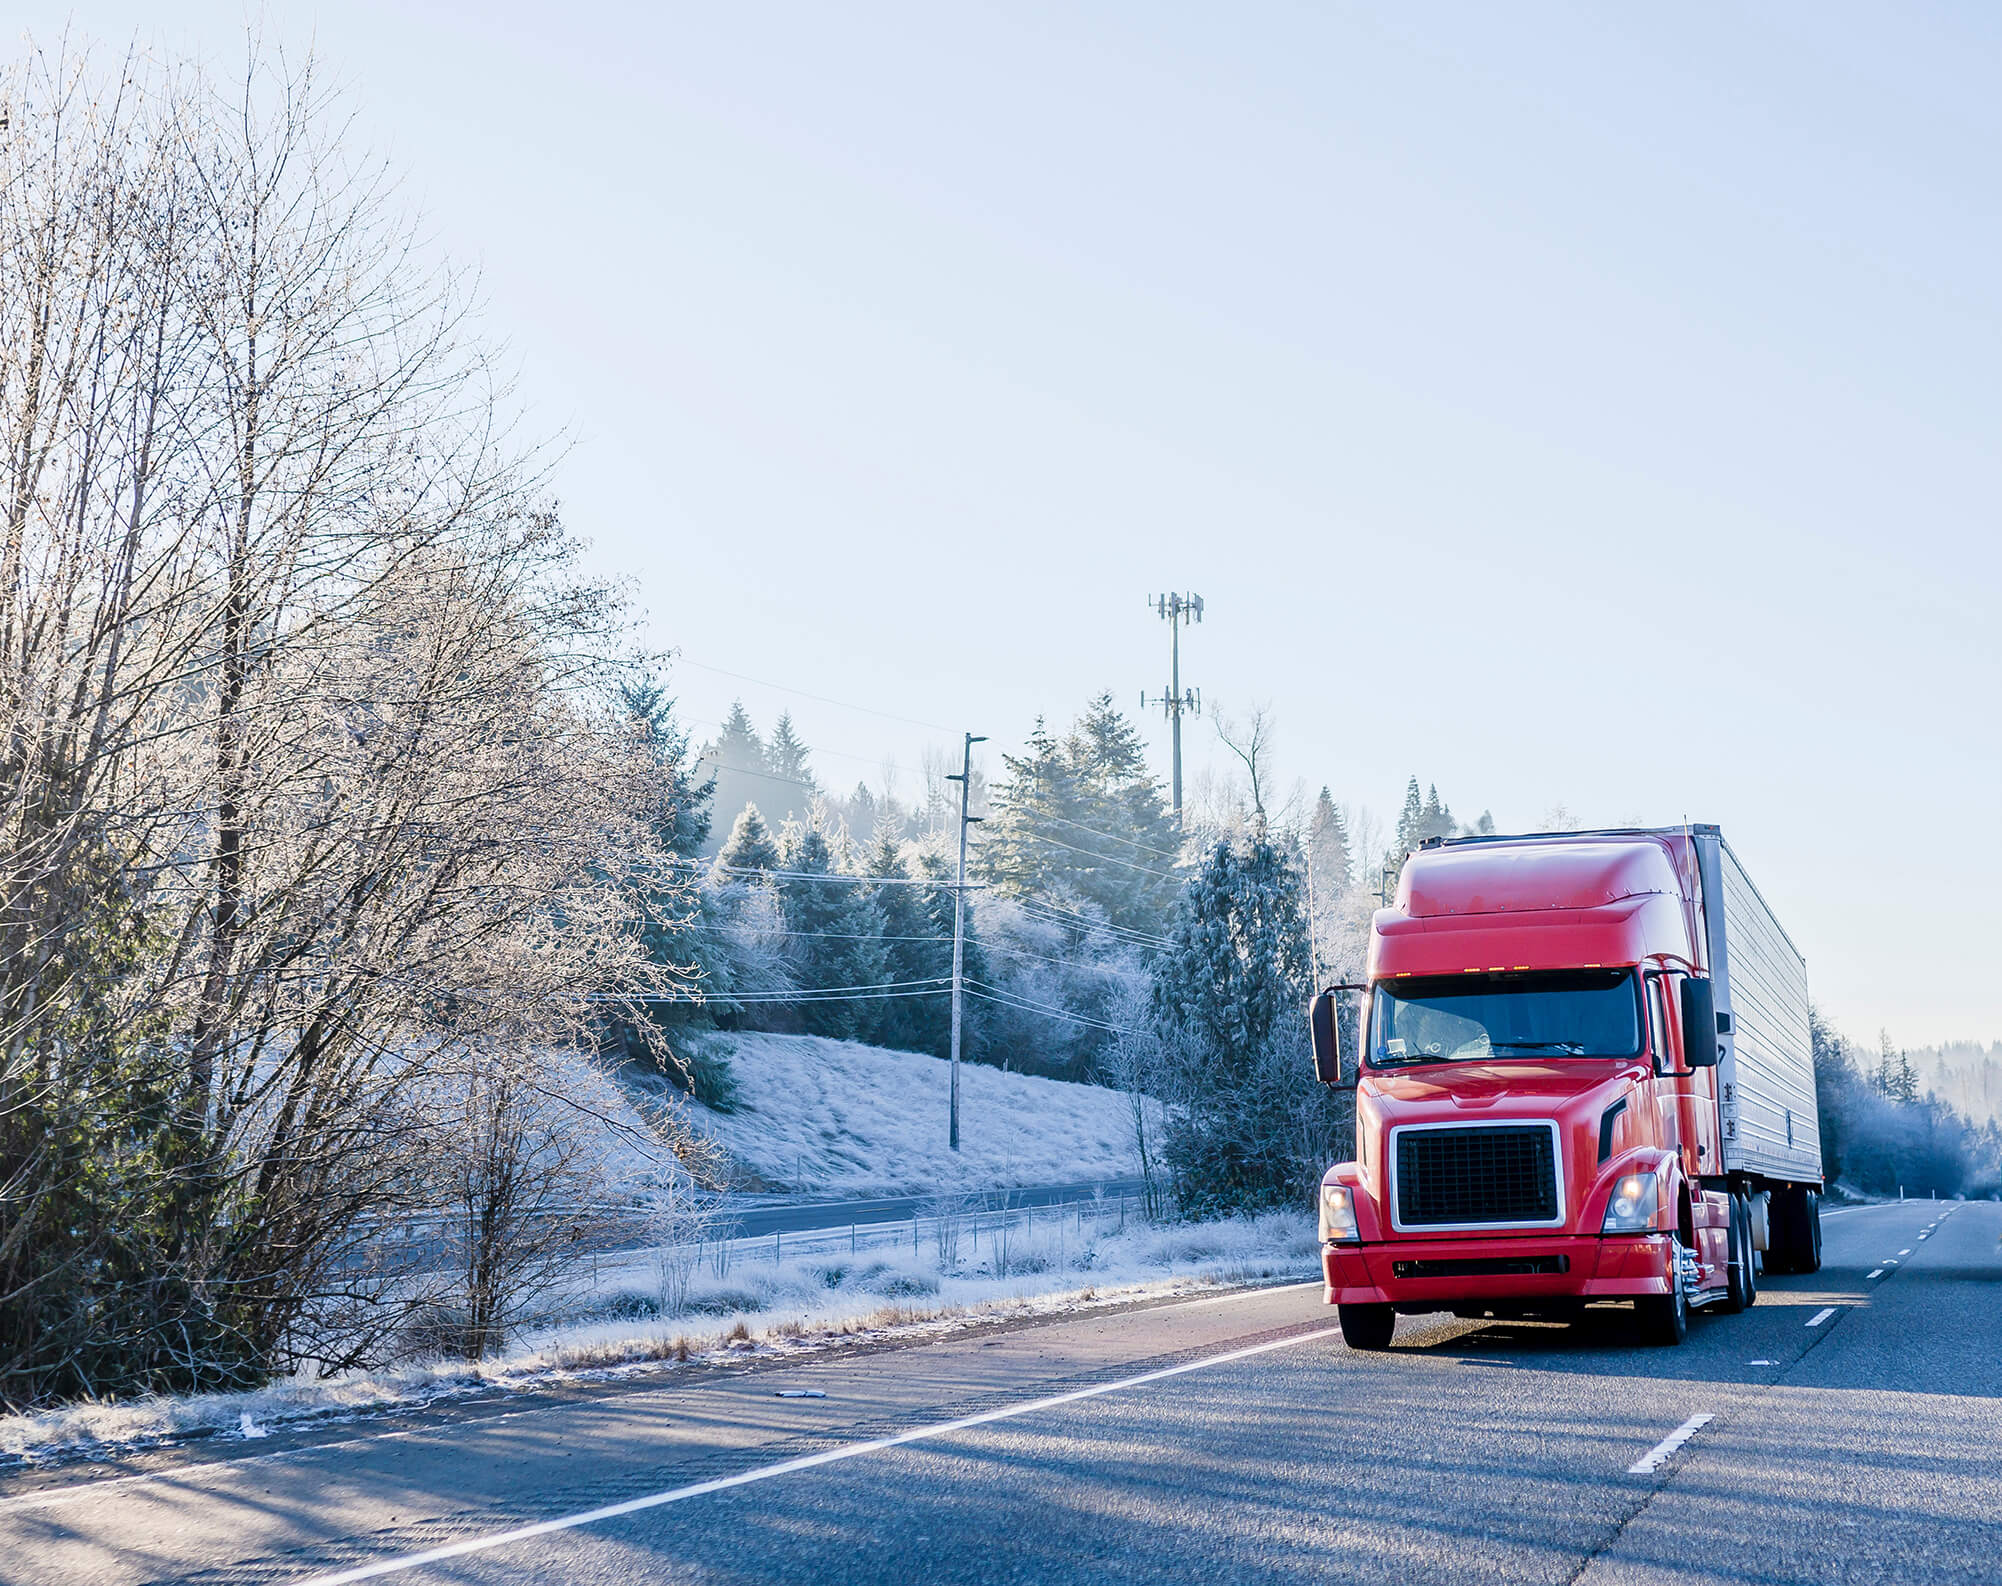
1323,1232,1672,1308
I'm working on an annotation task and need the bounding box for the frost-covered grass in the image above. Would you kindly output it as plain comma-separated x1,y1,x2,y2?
0,1210,1315,1465
673,1031,1161,1194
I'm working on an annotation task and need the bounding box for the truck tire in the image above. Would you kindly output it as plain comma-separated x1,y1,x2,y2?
1722,1194,1755,1313
1635,1243,1689,1346
1768,1186,1820,1274
1338,1303,1396,1351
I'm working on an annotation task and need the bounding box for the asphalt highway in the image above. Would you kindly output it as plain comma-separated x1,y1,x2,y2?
2,1198,1994,1585
712,1177,1149,1240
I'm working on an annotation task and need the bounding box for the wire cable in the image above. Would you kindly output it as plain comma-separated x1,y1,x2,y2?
675,656,956,733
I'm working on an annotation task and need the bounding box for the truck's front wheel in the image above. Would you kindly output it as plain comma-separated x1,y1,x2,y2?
1635,1244,1689,1346
1337,1303,1396,1351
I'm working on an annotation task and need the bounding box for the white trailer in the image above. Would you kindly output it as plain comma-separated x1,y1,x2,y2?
1689,825,1821,1185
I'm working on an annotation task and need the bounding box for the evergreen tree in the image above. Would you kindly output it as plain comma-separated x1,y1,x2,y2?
1153,834,1342,1213
621,677,714,858
777,821,887,1040
717,803,781,874
843,781,879,847
601,677,735,1108
698,701,771,856
981,693,1181,934
1395,777,1425,855
862,824,940,1051
1307,787,1353,894
766,712,816,795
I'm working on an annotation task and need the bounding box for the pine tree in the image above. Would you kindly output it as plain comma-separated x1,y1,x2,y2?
777,821,887,1040
1153,834,1340,1213
601,677,736,1107
1894,1048,1921,1106
862,823,939,1052
718,803,781,874
1395,777,1425,855
980,693,1181,934
1307,787,1352,894
698,701,771,856
621,677,714,859
766,712,816,798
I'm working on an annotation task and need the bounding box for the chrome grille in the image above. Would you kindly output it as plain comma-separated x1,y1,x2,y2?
1395,1125,1558,1226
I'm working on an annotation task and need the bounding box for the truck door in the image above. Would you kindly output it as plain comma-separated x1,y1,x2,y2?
1648,974,1682,1159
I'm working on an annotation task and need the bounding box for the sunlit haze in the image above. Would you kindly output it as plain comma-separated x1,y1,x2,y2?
29,2,1999,1046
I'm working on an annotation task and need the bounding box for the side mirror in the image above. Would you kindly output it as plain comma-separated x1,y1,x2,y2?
1310,990,1343,1085
1681,977,1721,1068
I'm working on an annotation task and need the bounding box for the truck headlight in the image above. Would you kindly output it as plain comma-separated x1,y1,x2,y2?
1320,1183,1360,1243
1601,1171,1660,1234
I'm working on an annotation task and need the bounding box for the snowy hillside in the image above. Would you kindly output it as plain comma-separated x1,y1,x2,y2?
677,1033,1156,1194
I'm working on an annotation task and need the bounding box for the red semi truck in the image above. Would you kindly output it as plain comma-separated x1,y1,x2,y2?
1308,824,1823,1348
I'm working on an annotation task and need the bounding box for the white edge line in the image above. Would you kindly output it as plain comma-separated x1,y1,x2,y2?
293,1324,1347,1586
1626,1413,1714,1475
1806,1307,1836,1327
0,1279,1326,1515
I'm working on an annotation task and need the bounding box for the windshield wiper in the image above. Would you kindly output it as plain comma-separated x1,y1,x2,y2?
1488,1040,1585,1054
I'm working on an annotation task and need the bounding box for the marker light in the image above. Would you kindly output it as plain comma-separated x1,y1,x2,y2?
1601,1171,1661,1234
1320,1183,1360,1243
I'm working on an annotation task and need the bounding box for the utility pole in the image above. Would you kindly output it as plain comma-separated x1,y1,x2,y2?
946,732,986,1152
1142,593,1203,825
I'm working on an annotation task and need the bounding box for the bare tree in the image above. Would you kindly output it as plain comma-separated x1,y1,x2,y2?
0,39,686,1405
1212,704,1278,830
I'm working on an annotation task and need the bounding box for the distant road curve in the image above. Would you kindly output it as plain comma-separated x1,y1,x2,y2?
710,1176,1148,1240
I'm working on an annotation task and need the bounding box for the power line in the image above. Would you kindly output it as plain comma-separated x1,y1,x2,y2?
1019,809,1185,861
1008,828,1176,881
673,859,980,890
963,983,1140,1035
1011,894,1175,949
622,980,951,1005
982,940,1149,975
674,656,956,734
674,915,1143,974
676,923,953,945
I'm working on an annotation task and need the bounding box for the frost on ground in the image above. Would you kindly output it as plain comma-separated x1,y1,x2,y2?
658,1032,1163,1194
0,1211,1315,1465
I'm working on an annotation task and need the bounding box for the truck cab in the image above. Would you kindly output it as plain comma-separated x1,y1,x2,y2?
1311,827,1823,1349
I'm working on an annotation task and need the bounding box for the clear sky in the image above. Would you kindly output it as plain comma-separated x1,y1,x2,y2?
22,4,2000,1046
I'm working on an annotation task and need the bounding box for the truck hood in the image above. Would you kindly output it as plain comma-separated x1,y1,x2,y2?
1365,1061,1647,1111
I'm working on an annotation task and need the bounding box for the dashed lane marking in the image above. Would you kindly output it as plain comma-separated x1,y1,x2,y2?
1867,1269,1885,1279
1806,1308,1836,1327
1627,1414,1714,1476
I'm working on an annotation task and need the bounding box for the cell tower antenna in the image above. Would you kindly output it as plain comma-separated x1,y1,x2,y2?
1142,593,1204,825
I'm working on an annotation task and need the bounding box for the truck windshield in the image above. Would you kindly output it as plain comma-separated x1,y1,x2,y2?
1370,969,1641,1067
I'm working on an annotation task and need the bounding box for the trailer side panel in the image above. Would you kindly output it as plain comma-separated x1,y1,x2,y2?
1704,833,1820,1182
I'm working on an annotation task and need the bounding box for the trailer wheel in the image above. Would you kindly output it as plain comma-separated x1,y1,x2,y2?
1722,1194,1755,1312
1768,1186,1819,1274
1800,1191,1822,1274
1635,1243,1689,1346
1337,1303,1396,1351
